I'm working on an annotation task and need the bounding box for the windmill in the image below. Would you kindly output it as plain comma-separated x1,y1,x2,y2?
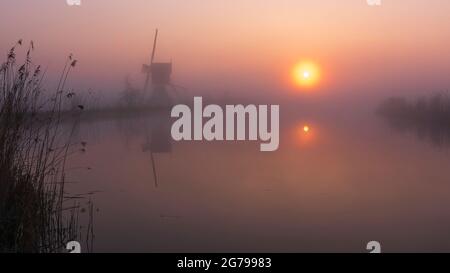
141,29,173,187
142,29,173,106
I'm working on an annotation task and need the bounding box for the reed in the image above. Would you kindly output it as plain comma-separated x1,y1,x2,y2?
0,40,90,253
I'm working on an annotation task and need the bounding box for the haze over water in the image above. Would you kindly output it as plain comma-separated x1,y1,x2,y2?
65,110,450,252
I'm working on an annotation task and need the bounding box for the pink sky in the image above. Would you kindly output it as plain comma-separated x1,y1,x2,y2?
1,0,450,98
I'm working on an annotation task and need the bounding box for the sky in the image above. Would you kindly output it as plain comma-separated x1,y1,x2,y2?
1,0,450,100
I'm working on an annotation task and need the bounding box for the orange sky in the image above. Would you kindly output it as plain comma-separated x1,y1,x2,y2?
1,0,450,98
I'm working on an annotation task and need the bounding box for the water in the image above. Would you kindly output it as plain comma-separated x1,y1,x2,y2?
66,108,450,253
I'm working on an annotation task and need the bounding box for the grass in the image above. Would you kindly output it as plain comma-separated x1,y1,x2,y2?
0,40,91,253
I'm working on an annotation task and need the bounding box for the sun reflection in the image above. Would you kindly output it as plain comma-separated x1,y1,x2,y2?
293,123,317,147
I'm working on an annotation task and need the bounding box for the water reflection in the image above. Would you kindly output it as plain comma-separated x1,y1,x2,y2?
141,114,172,187
112,112,173,187
65,111,450,252
380,110,450,148
378,95,450,148
292,122,318,148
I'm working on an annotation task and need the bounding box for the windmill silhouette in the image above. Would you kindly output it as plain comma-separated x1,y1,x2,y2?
142,29,173,107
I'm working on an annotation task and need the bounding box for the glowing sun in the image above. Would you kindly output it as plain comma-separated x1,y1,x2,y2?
292,61,321,88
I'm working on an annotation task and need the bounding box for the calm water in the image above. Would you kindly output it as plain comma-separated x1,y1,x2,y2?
66,107,450,253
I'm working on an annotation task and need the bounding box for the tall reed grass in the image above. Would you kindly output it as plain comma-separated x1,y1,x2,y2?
0,40,90,252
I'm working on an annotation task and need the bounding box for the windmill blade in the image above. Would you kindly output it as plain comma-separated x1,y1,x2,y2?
143,29,159,92
151,29,158,65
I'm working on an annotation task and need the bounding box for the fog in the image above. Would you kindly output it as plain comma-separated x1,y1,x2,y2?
1,0,450,102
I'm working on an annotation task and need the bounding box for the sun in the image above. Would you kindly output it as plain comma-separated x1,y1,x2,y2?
292,61,321,88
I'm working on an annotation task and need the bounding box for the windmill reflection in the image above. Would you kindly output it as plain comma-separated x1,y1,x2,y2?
142,114,172,187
